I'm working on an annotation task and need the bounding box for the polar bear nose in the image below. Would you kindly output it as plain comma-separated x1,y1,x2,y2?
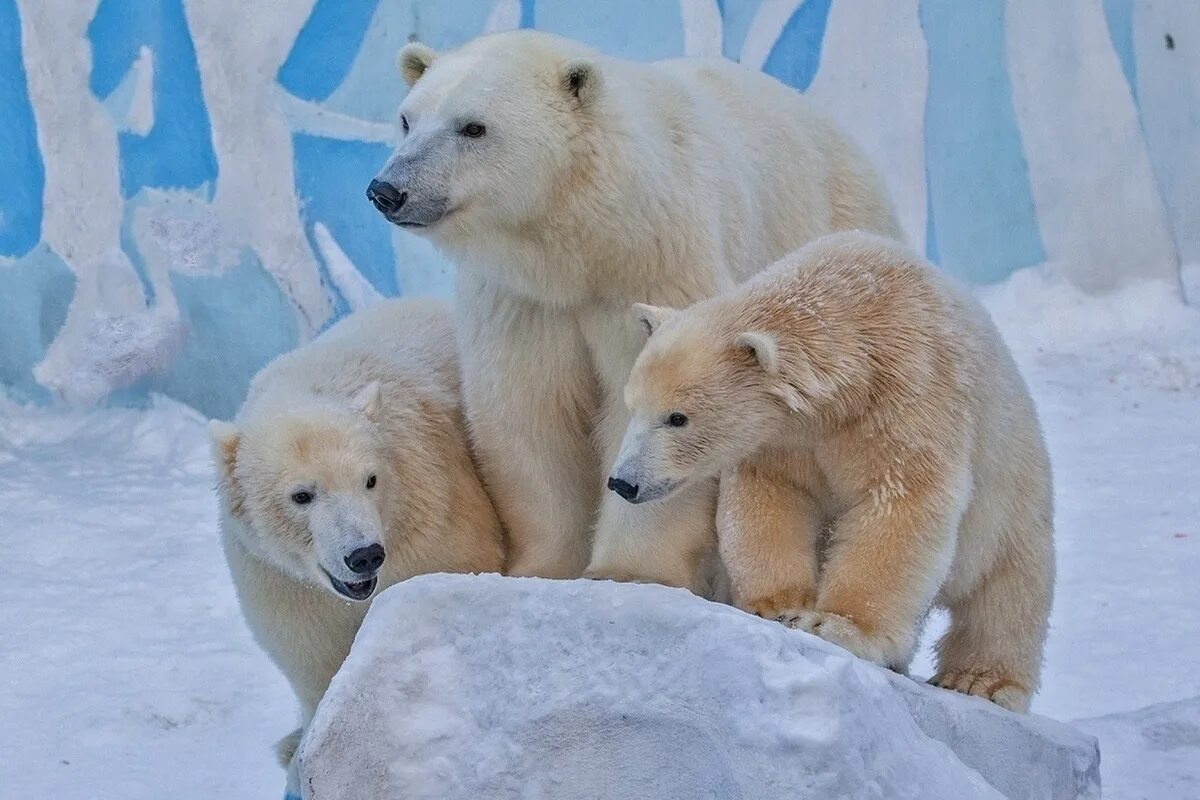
366,179,407,214
607,476,640,502
345,543,386,574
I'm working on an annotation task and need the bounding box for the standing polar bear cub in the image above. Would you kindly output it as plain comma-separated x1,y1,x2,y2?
613,232,1054,711
369,30,901,592
209,298,505,767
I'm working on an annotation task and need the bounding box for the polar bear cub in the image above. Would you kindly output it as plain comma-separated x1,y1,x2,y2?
611,232,1054,712
209,298,505,765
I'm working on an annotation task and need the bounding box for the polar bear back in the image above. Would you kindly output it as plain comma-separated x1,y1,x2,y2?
651,57,903,278
241,298,458,423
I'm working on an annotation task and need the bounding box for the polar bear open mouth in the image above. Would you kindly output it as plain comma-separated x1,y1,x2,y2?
325,572,378,602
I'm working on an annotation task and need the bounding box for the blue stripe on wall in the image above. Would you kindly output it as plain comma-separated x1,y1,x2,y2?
920,0,1044,283
151,250,299,420
762,0,832,92
535,0,683,60
716,0,758,62
293,135,398,298
0,0,44,258
278,0,382,102
1101,0,1138,105
925,158,940,265
520,0,536,29
88,0,218,197
0,246,73,401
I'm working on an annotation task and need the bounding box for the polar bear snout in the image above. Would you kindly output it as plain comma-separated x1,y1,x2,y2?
344,543,386,575
366,179,407,215
369,145,453,229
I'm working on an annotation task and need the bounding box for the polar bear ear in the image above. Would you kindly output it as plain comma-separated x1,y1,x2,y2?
351,381,383,421
398,42,437,86
209,420,246,516
633,303,675,339
734,331,780,374
562,59,601,106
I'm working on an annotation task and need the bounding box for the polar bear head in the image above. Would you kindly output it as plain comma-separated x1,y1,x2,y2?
608,303,834,505
209,383,393,601
367,31,603,240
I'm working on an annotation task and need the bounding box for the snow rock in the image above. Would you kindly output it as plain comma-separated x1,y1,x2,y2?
297,575,1099,799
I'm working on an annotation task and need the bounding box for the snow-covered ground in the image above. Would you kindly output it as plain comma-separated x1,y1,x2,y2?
1,266,1198,799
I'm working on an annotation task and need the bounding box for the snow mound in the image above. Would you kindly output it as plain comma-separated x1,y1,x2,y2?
297,575,1100,800
1075,696,1200,800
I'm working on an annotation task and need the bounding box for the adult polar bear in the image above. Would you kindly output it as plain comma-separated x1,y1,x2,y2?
369,31,901,592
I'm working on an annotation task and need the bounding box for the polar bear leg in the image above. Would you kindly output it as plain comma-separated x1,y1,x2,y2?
932,516,1053,712
814,492,959,671
717,460,822,619
457,277,600,578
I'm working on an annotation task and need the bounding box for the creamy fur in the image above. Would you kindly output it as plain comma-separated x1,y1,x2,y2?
617,232,1054,712
376,30,901,592
209,298,505,764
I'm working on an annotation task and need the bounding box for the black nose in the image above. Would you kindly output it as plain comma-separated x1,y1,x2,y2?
607,476,639,502
345,543,386,575
366,179,407,214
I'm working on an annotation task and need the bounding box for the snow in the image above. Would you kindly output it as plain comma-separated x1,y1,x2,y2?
298,575,1099,800
1,264,1198,799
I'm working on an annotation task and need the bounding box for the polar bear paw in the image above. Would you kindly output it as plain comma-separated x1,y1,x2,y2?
784,610,892,665
929,669,1031,712
739,587,816,624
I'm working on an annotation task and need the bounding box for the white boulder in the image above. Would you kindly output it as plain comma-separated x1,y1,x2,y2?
297,575,1100,800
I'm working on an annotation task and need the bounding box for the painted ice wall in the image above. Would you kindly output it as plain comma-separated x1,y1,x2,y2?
0,0,1194,416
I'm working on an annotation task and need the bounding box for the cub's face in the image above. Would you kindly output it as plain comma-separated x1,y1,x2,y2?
368,35,602,239
609,306,787,505
210,384,394,602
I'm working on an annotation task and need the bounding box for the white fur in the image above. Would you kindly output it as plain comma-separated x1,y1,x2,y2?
619,232,1054,711
376,31,901,592
209,298,505,764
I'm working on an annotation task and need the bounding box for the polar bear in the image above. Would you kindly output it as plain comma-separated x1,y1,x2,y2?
209,298,505,767
367,30,901,593
611,232,1054,712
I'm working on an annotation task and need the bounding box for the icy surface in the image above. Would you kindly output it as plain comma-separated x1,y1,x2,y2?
0,265,1198,799
298,575,1099,800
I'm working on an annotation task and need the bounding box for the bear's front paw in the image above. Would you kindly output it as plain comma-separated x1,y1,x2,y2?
929,670,1031,712
739,587,816,624
785,610,891,665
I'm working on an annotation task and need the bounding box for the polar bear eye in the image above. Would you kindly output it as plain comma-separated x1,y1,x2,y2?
460,122,486,138
291,490,314,505
366,474,377,489
401,115,410,135
667,412,689,428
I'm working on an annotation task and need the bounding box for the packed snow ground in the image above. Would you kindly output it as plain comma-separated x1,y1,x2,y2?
1,266,1198,799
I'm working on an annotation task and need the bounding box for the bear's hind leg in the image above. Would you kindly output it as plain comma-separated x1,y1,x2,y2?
931,530,1053,713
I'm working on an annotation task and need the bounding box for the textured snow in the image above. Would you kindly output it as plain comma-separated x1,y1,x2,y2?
0,264,1198,799
298,575,1100,800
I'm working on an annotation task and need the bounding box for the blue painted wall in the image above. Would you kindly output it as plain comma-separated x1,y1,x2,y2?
0,0,1190,416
